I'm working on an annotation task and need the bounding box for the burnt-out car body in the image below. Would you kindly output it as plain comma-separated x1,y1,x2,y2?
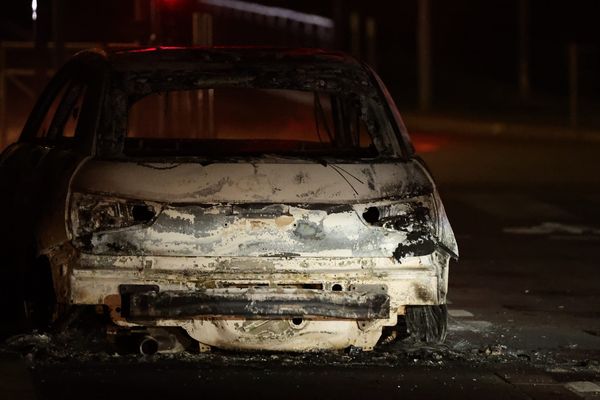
0,47,457,352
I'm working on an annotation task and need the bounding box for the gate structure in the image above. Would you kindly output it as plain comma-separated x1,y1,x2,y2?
0,41,138,148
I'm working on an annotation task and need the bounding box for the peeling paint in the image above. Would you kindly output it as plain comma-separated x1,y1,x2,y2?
30,48,459,352
162,209,196,223
64,157,456,351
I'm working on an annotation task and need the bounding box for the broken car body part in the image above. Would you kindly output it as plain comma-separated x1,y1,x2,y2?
0,47,457,352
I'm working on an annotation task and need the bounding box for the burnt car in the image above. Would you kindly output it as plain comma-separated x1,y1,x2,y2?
0,47,457,352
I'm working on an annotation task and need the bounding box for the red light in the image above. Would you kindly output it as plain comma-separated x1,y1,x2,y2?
412,132,449,153
158,0,186,11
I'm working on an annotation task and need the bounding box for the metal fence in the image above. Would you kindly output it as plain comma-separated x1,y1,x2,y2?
0,41,138,149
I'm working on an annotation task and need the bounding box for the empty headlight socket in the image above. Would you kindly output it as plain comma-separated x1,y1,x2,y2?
131,203,156,223
362,206,380,224
331,283,343,292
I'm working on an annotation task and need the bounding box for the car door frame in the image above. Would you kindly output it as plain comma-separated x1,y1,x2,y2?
31,54,108,251
0,51,108,332
0,52,107,261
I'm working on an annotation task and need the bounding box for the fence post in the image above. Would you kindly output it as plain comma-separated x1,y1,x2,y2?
365,16,377,70
332,0,344,49
52,0,65,68
417,0,432,111
192,13,215,138
568,43,578,129
0,43,5,148
518,0,530,101
350,11,361,59
150,0,161,44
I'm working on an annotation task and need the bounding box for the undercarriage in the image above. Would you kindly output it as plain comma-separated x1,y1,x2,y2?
63,252,448,352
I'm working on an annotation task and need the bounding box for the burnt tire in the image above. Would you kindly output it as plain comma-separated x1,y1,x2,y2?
23,257,57,331
0,255,25,339
405,304,448,344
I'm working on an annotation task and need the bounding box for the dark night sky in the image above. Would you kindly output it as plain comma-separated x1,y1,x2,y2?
3,1,599,47
1,0,599,109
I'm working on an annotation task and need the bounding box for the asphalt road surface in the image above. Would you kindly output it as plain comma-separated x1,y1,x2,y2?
1,133,599,399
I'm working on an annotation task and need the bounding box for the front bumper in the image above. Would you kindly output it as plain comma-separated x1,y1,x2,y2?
124,288,390,320
69,253,445,351
71,253,442,307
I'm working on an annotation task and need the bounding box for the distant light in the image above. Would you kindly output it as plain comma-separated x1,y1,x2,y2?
32,0,37,21
162,0,180,7
200,0,334,29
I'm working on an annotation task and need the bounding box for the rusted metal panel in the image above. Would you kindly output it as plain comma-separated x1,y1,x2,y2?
2,48,459,352
176,319,387,351
125,288,390,320
70,254,440,307
61,147,456,352
73,200,434,258
71,161,431,204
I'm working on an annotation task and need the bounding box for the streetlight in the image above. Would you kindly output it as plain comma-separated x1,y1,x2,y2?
31,0,38,21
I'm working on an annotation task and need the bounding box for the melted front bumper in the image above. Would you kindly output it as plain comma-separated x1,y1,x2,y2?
67,253,445,351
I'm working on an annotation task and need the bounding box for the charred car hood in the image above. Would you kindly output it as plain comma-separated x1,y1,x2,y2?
69,158,457,259
71,158,432,203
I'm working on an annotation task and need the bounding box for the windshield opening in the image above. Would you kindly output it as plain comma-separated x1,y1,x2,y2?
125,87,376,157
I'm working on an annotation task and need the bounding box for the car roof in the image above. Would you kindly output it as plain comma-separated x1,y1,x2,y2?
65,47,410,159
90,46,377,100
97,46,361,71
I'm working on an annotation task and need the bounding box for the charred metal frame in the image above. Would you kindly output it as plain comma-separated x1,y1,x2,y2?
124,287,390,320
98,48,407,159
0,48,457,352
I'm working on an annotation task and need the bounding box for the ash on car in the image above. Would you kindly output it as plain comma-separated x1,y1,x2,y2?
0,47,457,353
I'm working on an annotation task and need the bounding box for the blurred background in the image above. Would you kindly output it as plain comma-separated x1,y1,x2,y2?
2,0,600,149
2,3,600,397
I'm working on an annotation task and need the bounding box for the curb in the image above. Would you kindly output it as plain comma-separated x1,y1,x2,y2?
402,113,600,143
0,353,37,400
